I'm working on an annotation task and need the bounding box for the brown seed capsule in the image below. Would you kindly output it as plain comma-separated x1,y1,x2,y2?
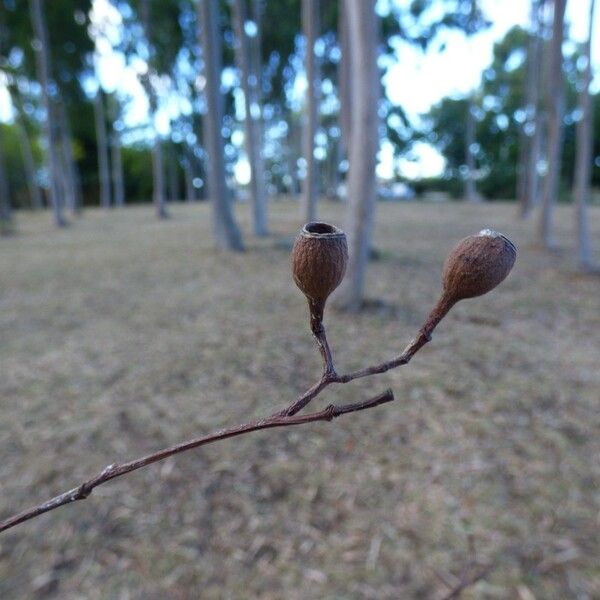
418,229,517,341
291,222,348,327
442,229,517,302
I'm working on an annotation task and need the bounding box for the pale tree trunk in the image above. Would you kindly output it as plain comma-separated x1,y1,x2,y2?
57,100,82,214
0,127,13,232
538,0,566,248
198,0,244,251
140,0,168,219
464,96,479,202
301,0,320,222
573,0,596,270
184,155,195,203
286,118,301,196
338,4,352,160
111,131,125,207
151,139,168,217
167,143,179,202
29,0,66,227
519,0,545,217
233,0,268,236
94,90,111,209
16,119,43,209
335,0,379,311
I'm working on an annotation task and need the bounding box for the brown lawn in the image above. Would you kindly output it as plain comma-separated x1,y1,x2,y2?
0,201,599,598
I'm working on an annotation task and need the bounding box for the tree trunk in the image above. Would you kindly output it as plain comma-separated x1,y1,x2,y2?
338,4,352,159
538,0,566,248
464,96,479,202
198,0,244,251
184,154,195,203
94,90,112,209
29,0,66,227
573,0,596,270
16,119,43,209
232,0,268,236
139,0,169,220
167,143,179,202
111,131,125,207
57,100,82,214
0,127,13,233
152,139,168,218
286,117,300,196
335,0,379,311
301,0,320,222
518,0,545,217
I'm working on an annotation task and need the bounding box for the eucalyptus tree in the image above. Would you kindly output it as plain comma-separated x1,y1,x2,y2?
94,89,111,209
573,0,596,270
0,126,12,232
538,0,567,248
334,0,379,311
232,0,268,236
198,0,244,250
28,0,66,226
301,0,320,221
517,0,546,217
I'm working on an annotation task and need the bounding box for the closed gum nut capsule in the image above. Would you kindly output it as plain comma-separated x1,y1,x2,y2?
418,229,517,341
442,229,517,302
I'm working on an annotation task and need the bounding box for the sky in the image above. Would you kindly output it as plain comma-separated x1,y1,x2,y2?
1,0,598,181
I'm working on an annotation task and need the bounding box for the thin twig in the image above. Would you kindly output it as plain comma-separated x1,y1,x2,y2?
282,329,431,416
0,389,394,534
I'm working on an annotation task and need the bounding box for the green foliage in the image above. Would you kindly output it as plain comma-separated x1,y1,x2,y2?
424,25,598,200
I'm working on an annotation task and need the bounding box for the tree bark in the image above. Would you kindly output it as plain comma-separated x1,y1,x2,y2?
0,126,13,232
518,0,546,217
184,155,195,203
464,96,479,202
111,131,125,207
338,4,352,159
139,0,169,219
16,119,43,210
573,0,596,270
301,0,320,222
94,90,112,209
152,139,168,218
57,100,82,214
167,143,179,202
538,0,566,248
232,0,268,236
335,0,379,311
198,0,244,251
29,0,66,226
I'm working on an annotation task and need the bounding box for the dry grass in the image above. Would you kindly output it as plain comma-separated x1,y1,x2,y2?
0,200,599,599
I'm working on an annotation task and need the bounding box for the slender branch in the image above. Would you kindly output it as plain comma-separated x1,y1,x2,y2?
282,327,432,417
0,389,393,534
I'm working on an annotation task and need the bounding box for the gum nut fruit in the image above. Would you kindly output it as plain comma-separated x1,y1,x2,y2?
442,229,517,301
291,222,348,303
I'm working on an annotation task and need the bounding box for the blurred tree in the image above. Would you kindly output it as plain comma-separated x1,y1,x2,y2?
0,125,12,232
136,0,170,218
28,0,67,226
335,0,379,311
94,89,111,209
573,0,596,270
198,0,244,250
232,0,268,235
538,0,566,248
517,0,546,217
301,0,319,221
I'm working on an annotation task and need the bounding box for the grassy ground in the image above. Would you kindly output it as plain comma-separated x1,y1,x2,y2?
0,201,599,599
